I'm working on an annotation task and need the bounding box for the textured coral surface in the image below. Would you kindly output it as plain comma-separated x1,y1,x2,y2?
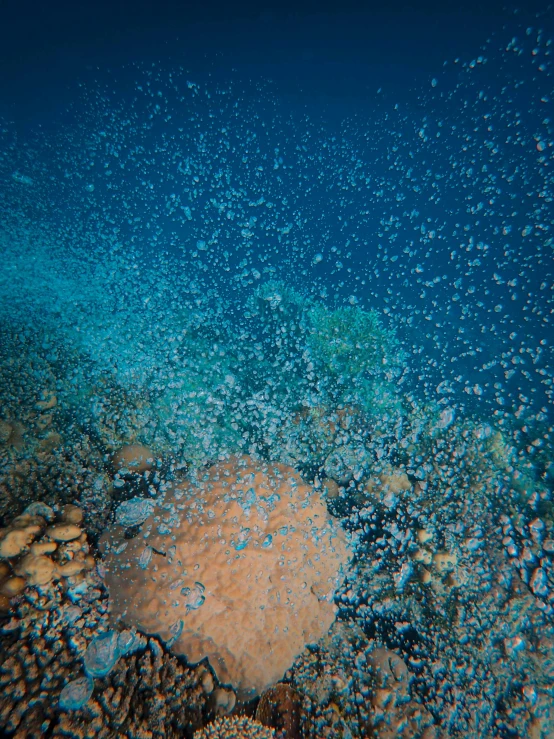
102,455,350,697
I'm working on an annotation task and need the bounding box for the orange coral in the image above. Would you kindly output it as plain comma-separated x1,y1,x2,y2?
101,455,350,698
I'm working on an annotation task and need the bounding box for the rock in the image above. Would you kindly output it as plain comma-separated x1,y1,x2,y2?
212,688,236,715
62,505,84,525
200,670,214,695
256,683,302,739
23,502,55,521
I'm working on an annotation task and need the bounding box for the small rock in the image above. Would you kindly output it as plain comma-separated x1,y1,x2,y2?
23,502,55,521
0,576,27,597
62,505,84,525
213,688,236,715
200,669,214,694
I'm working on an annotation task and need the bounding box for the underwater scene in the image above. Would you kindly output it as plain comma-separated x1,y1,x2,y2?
0,3,553,738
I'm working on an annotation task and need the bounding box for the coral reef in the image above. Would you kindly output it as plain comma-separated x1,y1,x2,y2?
0,434,112,539
0,558,211,738
286,620,435,739
0,503,95,610
101,455,351,698
0,338,113,536
1,32,554,738
326,416,554,737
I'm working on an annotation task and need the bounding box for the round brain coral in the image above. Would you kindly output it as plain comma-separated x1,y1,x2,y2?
101,455,350,697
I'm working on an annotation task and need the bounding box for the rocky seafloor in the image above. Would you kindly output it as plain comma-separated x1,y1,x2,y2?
0,302,552,739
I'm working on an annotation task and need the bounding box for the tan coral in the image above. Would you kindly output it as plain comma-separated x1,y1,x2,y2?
0,420,25,449
30,541,58,556
36,431,63,455
46,524,82,542
363,465,412,501
0,525,42,558
101,455,350,698
369,648,437,739
112,443,156,473
16,553,58,586
36,414,53,431
0,576,27,596
0,572,209,738
432,551,458,573
322,478,340,500
0,504,89,606
56,561,86,577
11,513,47,529
0,420,12,444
